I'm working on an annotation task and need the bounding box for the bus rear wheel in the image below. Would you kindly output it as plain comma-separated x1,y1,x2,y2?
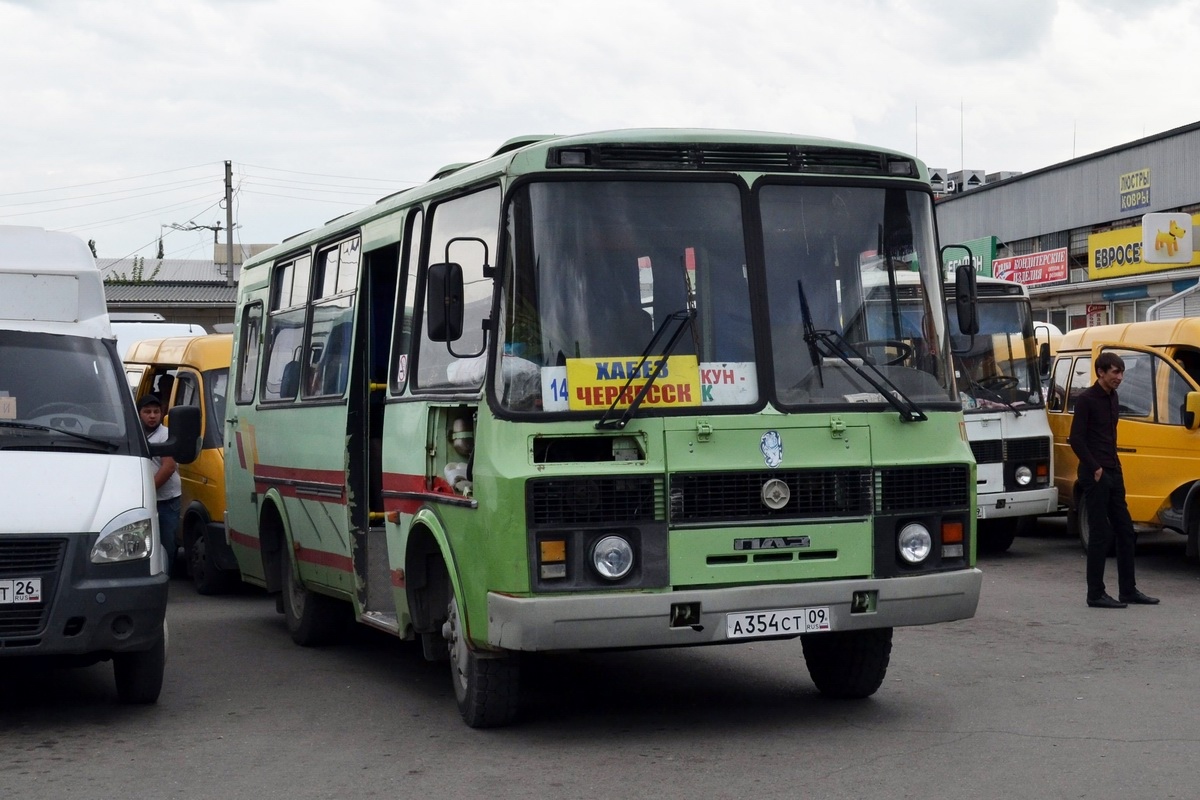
801,628,892,699
444,594,519,728
281,553,344,646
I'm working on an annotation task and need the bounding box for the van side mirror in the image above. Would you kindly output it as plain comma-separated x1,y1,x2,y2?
426,262,464,343
151,404,201,464
1184,392,1200,431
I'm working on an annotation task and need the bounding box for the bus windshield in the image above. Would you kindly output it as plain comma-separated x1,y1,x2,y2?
950,299,1042,409
497,180,755,412
762,184,954,408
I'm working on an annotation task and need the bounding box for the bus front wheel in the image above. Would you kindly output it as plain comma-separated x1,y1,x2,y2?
444,594,519,728
801,628,892,699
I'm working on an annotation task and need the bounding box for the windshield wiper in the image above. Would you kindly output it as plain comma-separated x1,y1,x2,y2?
595,308,697,430
798,280,927,423
0,419,120,451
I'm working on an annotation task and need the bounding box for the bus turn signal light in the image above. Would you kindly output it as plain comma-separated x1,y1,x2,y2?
540,539,567,579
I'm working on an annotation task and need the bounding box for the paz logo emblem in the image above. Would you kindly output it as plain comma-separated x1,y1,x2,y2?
761,477,790,510
760,430,782,469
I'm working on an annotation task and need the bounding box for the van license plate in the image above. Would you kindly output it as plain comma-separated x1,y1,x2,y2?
0,578,42,604
726,606,831,639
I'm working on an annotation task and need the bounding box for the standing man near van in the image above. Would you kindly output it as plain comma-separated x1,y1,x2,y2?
1069,352,1159,609
139,394,182,574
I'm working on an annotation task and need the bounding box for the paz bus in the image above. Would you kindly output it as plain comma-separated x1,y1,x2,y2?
861,272,1055,552
224,129,983,727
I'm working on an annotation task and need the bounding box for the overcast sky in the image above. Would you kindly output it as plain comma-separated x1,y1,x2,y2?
2,0,1197,261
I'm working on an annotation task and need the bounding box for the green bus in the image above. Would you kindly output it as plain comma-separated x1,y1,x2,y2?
224,129,983,727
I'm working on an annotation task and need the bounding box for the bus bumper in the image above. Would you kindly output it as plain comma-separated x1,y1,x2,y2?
976,487,1057,520
486,568,982,652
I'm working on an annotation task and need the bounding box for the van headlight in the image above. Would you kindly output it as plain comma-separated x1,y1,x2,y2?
91,511,154,563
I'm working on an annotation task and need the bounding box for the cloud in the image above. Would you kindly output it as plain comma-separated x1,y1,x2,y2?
2,0,1199,256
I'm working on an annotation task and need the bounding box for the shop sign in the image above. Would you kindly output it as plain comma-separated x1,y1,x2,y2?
993,247,1068,286
1118,168,1151,213
1089,213,1200,279
944,235,998,276
1086,303,1108,326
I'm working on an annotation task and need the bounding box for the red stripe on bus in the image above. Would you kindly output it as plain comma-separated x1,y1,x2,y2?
228,528,261,550
295,544,353,574
235,431,247,470
391,568,405,588
253,463,347,503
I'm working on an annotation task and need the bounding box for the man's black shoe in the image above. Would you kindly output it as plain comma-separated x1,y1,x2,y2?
1087,594,1127,608
1119,590,1160,605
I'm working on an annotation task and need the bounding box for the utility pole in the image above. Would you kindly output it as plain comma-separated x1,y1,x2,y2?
225,161,235,288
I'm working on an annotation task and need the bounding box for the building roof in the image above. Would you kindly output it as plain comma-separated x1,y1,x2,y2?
104,282,238,305
100,258,238,308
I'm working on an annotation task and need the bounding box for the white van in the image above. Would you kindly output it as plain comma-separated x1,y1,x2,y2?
0,226,200,703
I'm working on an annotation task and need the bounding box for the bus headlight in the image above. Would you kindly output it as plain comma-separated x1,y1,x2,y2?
591,535,634,580
91,511,154,563
1014,465,1033,486
898,523,932,564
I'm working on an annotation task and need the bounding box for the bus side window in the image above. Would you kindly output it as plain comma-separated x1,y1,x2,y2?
235,303,263,405
417,187,500,390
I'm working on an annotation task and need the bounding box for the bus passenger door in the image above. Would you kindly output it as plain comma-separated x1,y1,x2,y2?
348,243,399,622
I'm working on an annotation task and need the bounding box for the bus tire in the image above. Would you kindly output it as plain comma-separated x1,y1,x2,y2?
977,518,1018,553
445,593,519,728
113,627,166,704
188,519,237,596
282,552,344,647
801,628,892,699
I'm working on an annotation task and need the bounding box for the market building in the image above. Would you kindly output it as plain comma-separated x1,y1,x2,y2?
934,120,1200,330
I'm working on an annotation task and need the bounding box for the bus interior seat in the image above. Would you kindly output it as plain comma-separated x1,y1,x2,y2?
280,361,300,399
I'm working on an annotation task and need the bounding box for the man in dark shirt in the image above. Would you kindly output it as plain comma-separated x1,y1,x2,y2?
1068,351,1159,608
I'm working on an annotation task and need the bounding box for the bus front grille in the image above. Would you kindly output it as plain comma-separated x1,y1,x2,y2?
1007,436,1051,462
876,465,971,513
970,440,1003,464
668,469,873,524
527,477,663,526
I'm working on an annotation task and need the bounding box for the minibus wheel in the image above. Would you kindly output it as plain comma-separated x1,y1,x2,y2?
1072,500,1115,557
445,593,519,727
113,626,165,704
188,519,236,595
801,627,892,699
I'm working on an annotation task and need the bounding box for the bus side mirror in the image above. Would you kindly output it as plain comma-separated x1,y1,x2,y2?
426,262,464,343
1184,392,1200,431
1039,342,1052,376
954,264,979,335
150,404,201,464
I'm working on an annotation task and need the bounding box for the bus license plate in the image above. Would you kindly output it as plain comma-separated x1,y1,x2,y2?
0,578,42,604
726,606,831,639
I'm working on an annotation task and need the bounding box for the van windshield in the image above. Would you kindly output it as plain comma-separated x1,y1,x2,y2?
0,331,138,453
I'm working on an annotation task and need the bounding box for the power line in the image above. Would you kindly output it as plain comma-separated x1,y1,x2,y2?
239,162,412,184
0,163,217,198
